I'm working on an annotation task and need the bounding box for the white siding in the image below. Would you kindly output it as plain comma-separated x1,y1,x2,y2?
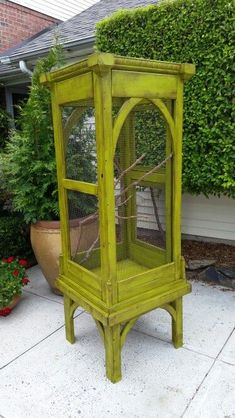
181,194,235,242
135,190,235,243
10,0,100,20
136,188,165,231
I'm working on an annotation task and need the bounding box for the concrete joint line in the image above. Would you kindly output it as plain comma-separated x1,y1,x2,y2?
181,326,235,417
23,289,64,305
0,311,84,371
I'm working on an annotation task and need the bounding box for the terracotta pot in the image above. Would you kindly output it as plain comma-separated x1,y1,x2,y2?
30,217,98,295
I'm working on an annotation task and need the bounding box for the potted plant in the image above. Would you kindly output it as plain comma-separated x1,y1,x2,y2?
0,257,29,316
1,44,98,294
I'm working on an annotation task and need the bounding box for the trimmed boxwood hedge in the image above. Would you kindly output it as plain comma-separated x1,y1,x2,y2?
96,0,235,197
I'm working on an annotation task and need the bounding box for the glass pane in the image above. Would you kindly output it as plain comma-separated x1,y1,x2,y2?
67,190,100,270
62,104,97,183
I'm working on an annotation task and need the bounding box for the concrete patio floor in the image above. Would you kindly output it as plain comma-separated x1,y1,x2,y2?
1,266,234,418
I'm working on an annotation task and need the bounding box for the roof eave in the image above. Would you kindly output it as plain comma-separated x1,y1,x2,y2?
0,36,95,65
0,70,29,85
0,69,21,79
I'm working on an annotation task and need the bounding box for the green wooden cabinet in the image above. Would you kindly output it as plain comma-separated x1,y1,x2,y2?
41,53,195,383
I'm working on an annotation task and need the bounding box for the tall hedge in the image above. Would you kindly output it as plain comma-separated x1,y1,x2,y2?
96,0,235,198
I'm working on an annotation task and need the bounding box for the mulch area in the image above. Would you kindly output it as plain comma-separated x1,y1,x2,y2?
182,239,235,268
137,228,235,271
138,228,235,268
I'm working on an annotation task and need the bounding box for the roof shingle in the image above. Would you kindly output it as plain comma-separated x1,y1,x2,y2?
0,0,158,61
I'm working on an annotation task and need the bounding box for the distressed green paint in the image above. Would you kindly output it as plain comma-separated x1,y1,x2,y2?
41,53,195,383
64,295,78,344
165,100,173,263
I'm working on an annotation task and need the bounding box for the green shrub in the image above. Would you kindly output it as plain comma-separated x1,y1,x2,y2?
0,153,13,215
1,46,62,224
2,44,97,223
0,216,32,258
96,0,235,197
0,107,11,149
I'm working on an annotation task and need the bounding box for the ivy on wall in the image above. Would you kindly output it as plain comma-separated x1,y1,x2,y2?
96,0,235,197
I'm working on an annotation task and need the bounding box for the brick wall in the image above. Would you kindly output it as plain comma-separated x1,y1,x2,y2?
0,0,59,53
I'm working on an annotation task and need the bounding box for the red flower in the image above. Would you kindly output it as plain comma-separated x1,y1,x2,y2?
7,256,15,263
21,277,30,286
12,269,20,277
2,258,8,263
19,259,28,267
0,307,12,316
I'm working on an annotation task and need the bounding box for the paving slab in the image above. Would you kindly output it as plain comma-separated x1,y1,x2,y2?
183,360,235,418
133,282,235,358
0,312,213,418
26,265,63,304
0,292,66,368
218,328,235,366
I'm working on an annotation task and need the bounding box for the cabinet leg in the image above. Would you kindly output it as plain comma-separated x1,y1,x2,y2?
104,325,122,383
172,297,183,348
64,295,75,344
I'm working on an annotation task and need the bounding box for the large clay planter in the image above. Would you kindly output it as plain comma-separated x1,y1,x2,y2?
30,217,98,295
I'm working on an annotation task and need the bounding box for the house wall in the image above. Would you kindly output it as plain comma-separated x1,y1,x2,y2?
9,0,100,21
0,0,59,53
136,190,235,244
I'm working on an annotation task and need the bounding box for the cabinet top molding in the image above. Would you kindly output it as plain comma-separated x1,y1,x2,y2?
40,52,195,86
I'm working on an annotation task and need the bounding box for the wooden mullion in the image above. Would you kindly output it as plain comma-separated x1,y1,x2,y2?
51,87,70,263
165,100,173,263
172,80,184,277
127,169,165,184
117,120,128,255
124,115,137,246
62,179,98,195
94,69,117,305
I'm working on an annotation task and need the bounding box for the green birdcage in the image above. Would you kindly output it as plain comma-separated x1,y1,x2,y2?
41,53,195,383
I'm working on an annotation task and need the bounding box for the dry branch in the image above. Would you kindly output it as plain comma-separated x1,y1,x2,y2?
116,153,172,203
117,194,132,207
78,153,172,263
80,231,100,264
114,153,145,187
150,187,165,243
115,214,149,220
